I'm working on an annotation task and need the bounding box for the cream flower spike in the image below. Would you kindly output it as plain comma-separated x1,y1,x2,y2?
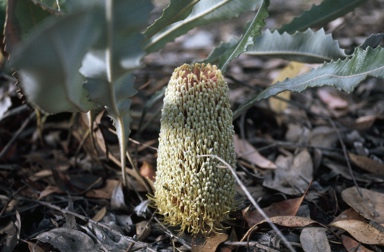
153,63,236,235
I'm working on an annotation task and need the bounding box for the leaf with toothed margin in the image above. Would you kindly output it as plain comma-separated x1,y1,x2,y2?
234,47,384,119
145,0,263,53
246,28,346,63
278,0,366,34
358,33,384,51
144,0,200,38
218,0,269,72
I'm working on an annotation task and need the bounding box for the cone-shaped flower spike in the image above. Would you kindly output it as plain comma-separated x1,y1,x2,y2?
153,63,236,235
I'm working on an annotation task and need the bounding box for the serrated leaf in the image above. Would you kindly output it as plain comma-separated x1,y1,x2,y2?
358,33,384,50
200,38,238,65
5,0,57,54
11,10,101,113
80,0,153,186
246,28,346,63
144,0,199,38
233,47,384,119
219,0,269,72
279,0,366,34
145,0,262,53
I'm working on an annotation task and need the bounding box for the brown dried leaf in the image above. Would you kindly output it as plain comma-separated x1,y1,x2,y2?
259,216,318,227
341,187,384,223
354,115,380,131
30,165,70,181
92,207,107,222
269,62,310,114
263,149,312,195
111,182,127,211
36,227,99,251
192,233,228,252
234,135,276,169
136,221,151,241
341,235,374,252
331,208,365,223
317,88,348,110
349,153,384,176
139,160,156,181
330,220,384,245
38,185,64,199
0,220,18,252
323,159,383,183
242,195,305,227
86,179,119,199
309,126,338,149
300,227,331,252
26,240,45,252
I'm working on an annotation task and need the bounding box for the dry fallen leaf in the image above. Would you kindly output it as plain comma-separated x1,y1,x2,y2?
263,149,312,195
269,62,310,114
38,185,64,199
85,179,119,199
300,227,331,252
192,233,228,252
242,195,305,227
317,87,349,110
111,182,127,211
36,228,99,251
354,115,380,131
349,153,384,176
258,216,318,228
323,159,383,183
92,206,107,222
233,135,276,169
0,220,19,252
136,221,151,241
341,235,374,252
330,220,384,245
331,208,365,223
309,126,338,149
139,160,156,181
341,187,384,223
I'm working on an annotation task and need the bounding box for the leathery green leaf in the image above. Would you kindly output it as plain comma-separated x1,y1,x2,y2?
234,47,384,119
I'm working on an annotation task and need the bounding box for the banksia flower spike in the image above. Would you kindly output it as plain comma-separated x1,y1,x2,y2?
153,63,236,235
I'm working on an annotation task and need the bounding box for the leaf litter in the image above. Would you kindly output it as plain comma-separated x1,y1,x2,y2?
1,1,384,252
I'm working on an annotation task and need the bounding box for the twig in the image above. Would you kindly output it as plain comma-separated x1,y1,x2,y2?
223,241,281,252
21,198,157,252
328,118,378,217
0,111,36,158
153,216,192,250
198,154,296,252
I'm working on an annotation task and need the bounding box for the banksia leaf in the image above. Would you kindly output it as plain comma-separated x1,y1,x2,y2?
153,63,236,235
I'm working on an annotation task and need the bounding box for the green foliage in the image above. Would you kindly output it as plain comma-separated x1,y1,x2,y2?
234,47,384,119
278,0,367,33
4,0,56,54
5,0,384,185
144,0,199,38
145,0,263,53
12,10,100,113
246,29,346,63
218,0,269,71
